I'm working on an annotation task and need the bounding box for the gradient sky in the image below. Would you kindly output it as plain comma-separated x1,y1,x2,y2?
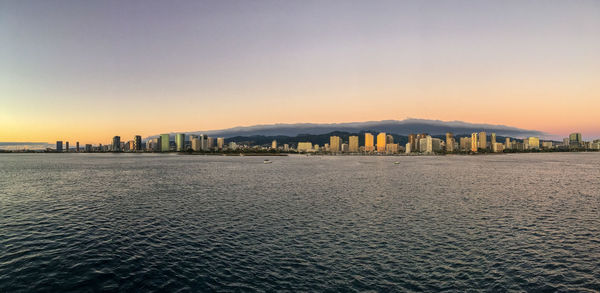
1,0,599,144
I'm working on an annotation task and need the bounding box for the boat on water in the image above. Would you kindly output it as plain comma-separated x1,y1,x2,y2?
394,161,400,164
263,159,272,164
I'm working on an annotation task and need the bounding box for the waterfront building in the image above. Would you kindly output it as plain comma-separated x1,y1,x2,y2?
528,137,540,149
112,136,121,152
297,142,313,152
195,134,205,150
56,141,63,152
207,137,215,150
228,142,237,150
314,144,320,151
341,143,349,153
408,134,417,153
419,136,433,153
446,132,454,152
405,143,411,153
65,141,70,152
283,144,289,151
349,136,359,152
459,137,470,151
133,135,142,151
271,140,277,149
191,135,201,151
76,142,80,152
146,137,159,151
217,137,225,150
471,133,478,152
492,142,504,153
542,141,553,149
386,143,399,154
175,133,185,151
416,133,427,152
563,138,570,147
491,133,496,145
126,140,134,151
523,139,530,150
569,133,582,147
85,144,92,152
160,134,170,152
365,133,374,152
505,138,511,149
376,132,387,152
329,136,342,153
431,138,442,152
478,132,487,149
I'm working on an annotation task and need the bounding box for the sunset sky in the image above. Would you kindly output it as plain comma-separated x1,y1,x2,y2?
1,0,599,144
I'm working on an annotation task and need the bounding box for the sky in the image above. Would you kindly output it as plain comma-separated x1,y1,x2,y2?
1,0,599,144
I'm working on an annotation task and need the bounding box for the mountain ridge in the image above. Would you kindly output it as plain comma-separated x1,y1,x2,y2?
148,119,546,140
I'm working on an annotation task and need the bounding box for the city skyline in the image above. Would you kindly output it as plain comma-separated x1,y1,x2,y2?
2,1,600,143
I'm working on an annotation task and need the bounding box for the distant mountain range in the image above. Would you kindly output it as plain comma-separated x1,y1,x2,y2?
150,119,546,140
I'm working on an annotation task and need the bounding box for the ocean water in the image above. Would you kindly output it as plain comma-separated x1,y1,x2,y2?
1,153,599,292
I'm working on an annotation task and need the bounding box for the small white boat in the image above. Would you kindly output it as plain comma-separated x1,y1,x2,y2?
263,159,272,164
394,161,400,164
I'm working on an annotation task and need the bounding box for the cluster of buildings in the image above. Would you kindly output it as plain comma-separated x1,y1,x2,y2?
297,132,600,154
53,131,600,154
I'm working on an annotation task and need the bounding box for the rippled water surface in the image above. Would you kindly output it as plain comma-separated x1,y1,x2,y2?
1,153,599,292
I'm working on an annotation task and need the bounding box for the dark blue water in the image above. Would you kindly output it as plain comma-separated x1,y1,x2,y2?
1,153,599,291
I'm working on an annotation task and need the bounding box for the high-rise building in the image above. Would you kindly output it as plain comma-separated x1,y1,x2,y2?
471,133,478,152
271,140,277,149
416,133,427,153
198,135,206,150
56,141,63,152
386,134,394,144
376,132,387,152
364,133,374,152
329,136,342,153
431,138,442,152
405,142,412,153
217,137,225,150
191,135,201,151
175,133,185,152
160,134,170,152
112,136,121,152
478,132,487,149
491,133,496,145
459,137,471,151
76,142,80,152
283,144,289,151
563,138,570,147
528,137,540,149
207,137,215,150
85,144,92,152
569,133,582,147
445,132,454,152
65,141,70,152
134,135,142,151
505,138,511,149
147,137,159,151
349,136,359,152
408,134,417,153
418,136,433,153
